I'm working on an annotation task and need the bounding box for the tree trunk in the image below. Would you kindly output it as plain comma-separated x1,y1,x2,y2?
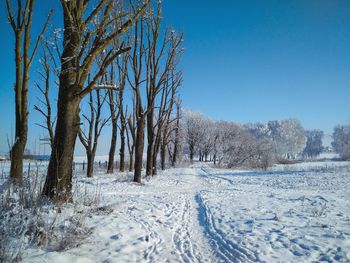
172,125,179,167
189,146,194,163
160,143,166,170
10,141,25,185
43,97,80,202
152,136,160,175
86,151,94,178
42,7,81,202
134,116,145,183
146,142,154,176
171,143,177,167
129,150,134,172
146,109,154,176
119,123,126,172
10,31,26,185
107,120,117,173
152,148,158,175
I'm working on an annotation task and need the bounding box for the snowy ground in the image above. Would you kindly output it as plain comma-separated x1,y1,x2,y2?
2,159,350,262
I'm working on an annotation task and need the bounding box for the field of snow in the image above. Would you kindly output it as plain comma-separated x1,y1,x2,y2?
1,159,349,262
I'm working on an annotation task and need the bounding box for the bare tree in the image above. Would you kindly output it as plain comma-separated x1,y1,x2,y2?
6,0,51,185
43,0,149,202
117,55,128,172
159,63,182,171
106,54,127,174
145,3,165,177
79,89,109,178
144,5,184,176
106,64,119,174
127,16,147,183
34,42,58,148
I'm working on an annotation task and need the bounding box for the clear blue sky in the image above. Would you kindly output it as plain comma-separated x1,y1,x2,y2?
1,0,349,154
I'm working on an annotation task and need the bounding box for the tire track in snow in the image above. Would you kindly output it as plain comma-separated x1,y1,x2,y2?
195,166,257,263
195,192,257,263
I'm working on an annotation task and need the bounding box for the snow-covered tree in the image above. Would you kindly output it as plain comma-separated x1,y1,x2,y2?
197,118,216,162
332,125,350,160
182,110,207,162
245,123,276,168
303,130,324,158
267,119,306,159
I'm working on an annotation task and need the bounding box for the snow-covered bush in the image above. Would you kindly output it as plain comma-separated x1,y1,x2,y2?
332,125,350,160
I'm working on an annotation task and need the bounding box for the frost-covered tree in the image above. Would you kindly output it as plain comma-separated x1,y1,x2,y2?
332,125,350,160
245,123,276,168
267,119,306,159
303,130,324,158
182,110,207,162
212,121,267,168
197,118,216,162
244,122,271,140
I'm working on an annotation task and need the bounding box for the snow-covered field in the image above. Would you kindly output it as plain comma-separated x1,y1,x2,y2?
2,159,350,262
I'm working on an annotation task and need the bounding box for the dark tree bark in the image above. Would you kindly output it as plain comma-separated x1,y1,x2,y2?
134,115,146,183
160,138,166,170
6,0,51,185
152,131,161,175
146,109,155,176
119,118,126,172
126,114,136,172
107,87,118,173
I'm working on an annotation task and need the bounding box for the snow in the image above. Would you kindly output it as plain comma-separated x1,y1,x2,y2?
197,162,350,262
2,159,350,262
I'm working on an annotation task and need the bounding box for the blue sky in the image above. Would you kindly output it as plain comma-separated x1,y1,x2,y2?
1,0,350,154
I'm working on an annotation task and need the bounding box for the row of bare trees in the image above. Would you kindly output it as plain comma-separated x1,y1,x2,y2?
6,0,183,203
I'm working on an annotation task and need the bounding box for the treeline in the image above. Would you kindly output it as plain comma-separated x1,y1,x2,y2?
181,110,327,169
6,0,183,203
